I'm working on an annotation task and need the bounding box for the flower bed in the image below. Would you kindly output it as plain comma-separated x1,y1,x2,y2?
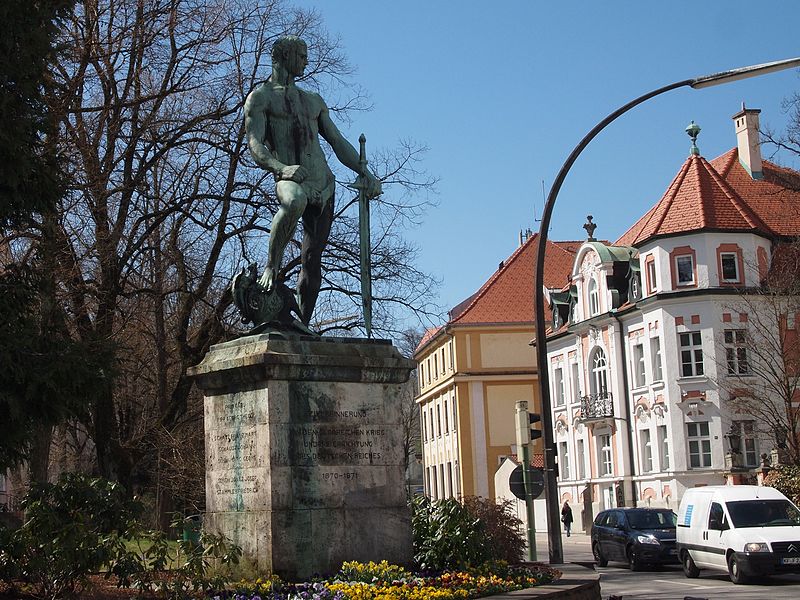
210,560,561,600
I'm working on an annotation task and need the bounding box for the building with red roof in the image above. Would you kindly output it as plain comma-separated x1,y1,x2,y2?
544,106,800,534
413,231,580,502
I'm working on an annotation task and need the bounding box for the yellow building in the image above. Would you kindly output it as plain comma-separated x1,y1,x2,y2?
414,234,580,500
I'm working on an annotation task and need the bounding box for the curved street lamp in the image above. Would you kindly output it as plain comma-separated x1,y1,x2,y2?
534,56,800,564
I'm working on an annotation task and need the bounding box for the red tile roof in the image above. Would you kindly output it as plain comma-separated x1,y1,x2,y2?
415,235,582,354
449,235,582,325
710,149,800,237
616,152,774,246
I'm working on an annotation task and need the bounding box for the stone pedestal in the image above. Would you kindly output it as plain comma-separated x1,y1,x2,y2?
188,334,415,580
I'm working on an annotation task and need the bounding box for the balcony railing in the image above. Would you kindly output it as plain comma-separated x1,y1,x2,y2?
579,392,614,421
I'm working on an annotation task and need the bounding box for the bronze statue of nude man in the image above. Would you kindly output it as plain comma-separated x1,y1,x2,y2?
244,36,381,325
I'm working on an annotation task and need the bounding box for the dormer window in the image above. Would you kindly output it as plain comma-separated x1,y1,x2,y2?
630,273,641,301
588,279,600,316
675,255,695,286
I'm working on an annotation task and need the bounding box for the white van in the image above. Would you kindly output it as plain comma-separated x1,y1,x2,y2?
676,485,800,584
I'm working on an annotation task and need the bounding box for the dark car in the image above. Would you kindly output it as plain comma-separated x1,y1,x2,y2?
591,507,679,570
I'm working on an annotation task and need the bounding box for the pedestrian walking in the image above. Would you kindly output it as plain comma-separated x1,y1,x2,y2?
561,501,573,537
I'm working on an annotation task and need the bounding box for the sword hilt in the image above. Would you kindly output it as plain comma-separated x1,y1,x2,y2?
358,133,367,170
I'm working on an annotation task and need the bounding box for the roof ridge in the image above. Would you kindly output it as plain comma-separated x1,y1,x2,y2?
649,157,693,237
695,157,713,230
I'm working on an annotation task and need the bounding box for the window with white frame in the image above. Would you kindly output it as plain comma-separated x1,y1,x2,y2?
422,410,427,441
571,362,580,401
657,424,670,470
553,367,565,406
436,405,442,436
451,397,457,431
646,258,658,293
687,422,712,468
720,252,740,282
589,279,600,315
558,441,570,480
590,348,609,396
576,439,586,479
640,428,653,472
446,462,454,498
679,332,704,376
724,329,749,375
632,341,646,388
732,420,758,467
598,433,613,476
650,336,663,381
675,254,695,286
443,399,449,432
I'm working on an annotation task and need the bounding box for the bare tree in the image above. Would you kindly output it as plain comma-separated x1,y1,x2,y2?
0,0,440,516
396,328,424,489
715,242,800,465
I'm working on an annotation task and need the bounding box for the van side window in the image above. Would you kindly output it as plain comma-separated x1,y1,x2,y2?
708,502,726,530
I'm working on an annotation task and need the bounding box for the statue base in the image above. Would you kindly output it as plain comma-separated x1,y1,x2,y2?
188,334,415,580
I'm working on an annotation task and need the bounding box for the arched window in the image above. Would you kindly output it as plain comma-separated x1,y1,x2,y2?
588,279,600,316
590,348,608,396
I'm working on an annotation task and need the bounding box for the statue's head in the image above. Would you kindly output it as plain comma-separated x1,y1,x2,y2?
272,36,308,77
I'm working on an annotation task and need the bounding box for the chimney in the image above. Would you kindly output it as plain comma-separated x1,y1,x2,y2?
732,104,763,180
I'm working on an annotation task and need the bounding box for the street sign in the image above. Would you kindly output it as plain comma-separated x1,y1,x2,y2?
509,465,545,500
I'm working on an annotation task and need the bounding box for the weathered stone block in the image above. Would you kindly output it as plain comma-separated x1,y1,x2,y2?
189,334,414,580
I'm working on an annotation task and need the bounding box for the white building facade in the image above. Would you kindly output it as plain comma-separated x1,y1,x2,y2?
545,107,800,532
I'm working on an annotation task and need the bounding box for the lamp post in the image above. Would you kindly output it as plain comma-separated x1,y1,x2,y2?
534,56,800,564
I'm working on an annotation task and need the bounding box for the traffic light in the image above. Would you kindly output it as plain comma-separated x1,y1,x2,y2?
515,401,543,447
529,412,542,441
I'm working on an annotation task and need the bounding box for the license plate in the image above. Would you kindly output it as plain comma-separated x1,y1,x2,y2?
781,557,800,565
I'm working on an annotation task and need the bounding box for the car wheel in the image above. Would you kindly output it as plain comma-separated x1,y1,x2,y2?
593,542,608,567
682,550,700,578
627,546,643,571
727,553,749,585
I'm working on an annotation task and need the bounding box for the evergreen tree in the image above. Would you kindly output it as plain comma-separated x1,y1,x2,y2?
0,0,107,474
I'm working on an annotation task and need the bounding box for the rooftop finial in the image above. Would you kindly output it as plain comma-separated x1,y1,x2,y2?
686,120,701,156
583,215,597,241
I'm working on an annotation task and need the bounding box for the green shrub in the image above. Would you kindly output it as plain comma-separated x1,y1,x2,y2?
461,496,525,564
411,496,489,571
411,496,527,571
2,473,142,599
1,474,241,599
764,464,800,505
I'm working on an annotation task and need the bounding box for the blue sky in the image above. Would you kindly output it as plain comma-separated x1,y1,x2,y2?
295,1,800,324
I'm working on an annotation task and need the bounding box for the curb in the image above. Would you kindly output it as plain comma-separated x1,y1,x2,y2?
484,563,600,599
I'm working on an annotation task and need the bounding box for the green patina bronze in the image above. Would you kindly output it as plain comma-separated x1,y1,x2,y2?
237,36,381,333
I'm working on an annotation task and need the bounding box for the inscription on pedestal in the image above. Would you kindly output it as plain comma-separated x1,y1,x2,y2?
291,423,387,464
